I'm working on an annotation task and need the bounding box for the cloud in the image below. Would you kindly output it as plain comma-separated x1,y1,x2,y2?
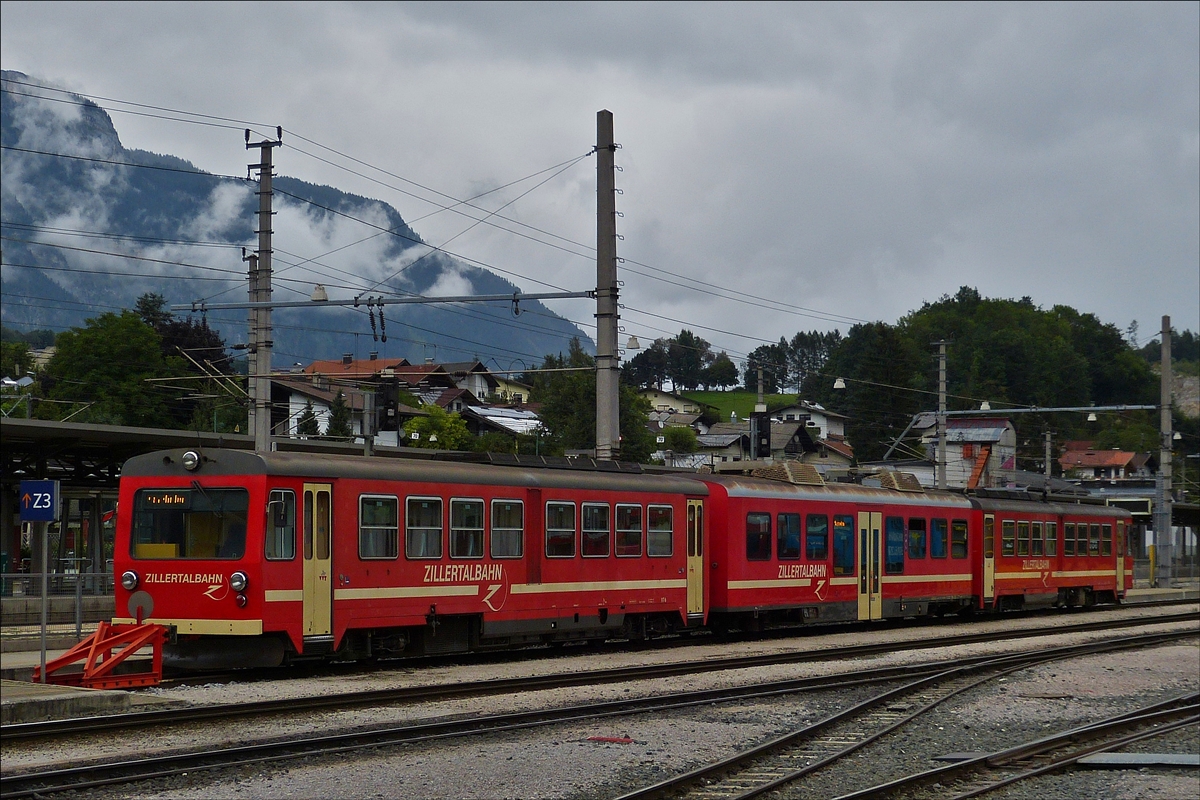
1,1,1196,359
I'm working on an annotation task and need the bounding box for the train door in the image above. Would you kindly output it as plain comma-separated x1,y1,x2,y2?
1115,520,1125,593
686,500,704,619
983,514,996,608
857,511,882,620
302,483,332,637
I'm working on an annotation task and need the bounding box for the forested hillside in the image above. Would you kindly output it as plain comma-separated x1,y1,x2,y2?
803,287,1194,461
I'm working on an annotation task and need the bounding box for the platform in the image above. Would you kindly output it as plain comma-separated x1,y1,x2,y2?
0,643,155,683
0,678,175,724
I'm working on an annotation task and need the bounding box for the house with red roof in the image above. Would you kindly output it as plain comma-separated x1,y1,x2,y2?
1059,447,1139,480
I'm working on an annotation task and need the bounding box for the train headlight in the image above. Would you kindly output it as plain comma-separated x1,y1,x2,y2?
235,593,248,608
230,571,248,592
181,450,201,471
121,570,139,591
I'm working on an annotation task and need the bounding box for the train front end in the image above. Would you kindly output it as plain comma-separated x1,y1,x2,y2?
113,448,286,669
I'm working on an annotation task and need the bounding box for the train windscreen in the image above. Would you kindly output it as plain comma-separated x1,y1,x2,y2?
131,487,249,559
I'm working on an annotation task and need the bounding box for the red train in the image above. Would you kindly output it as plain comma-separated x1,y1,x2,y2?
111,449,1133,668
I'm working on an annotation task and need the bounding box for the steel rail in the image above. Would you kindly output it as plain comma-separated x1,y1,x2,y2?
612,630,1196,800
833,694,1200,800
3,630,1193,799
947,715,1199,799
5,609,1195,742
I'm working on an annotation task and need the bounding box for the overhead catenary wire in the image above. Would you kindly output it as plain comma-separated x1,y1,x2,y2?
5,78,867,333
3,79,865,364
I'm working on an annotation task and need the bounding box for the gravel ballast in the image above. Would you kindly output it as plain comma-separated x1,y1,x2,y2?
4,605,1195,799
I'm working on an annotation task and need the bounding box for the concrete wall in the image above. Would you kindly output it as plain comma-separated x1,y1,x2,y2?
1,595,114,626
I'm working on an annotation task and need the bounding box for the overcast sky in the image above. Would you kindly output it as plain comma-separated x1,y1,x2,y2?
2,1,1197,362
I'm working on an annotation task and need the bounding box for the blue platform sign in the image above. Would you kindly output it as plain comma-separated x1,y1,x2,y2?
19,480,60,522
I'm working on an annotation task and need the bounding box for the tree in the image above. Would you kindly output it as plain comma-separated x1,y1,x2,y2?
811,321,924,462
326,390,354,439
790,330,842,394
662,425,698,453
702,351,741,390
296,399,321,437
623,338,669,389
667,330,712,391
39,311,177,427
474,430,518,454
2,325,55,348
525,337,654,462
1,340,31,379
402,404,472,450
135,293,173,330
744,338,790,394
135,292,234,428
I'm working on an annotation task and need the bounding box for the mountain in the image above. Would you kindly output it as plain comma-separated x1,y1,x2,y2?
0,70,591,366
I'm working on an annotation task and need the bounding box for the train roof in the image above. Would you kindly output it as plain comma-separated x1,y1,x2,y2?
969,493,1133,519
696,472,975,509
121,448,710,497
688,474,1130,518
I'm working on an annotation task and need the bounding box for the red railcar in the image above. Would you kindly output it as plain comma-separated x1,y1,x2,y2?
111,448,1132,668
114,449,707,667
705,475,1133,629
975,495,1132,611
703,473,979,629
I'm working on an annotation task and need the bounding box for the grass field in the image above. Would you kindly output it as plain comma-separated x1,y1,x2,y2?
680,390,799,422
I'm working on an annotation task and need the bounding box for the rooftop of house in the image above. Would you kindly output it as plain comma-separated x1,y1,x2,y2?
1059,449,1136,469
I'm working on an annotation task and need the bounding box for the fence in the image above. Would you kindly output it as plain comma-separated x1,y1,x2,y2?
1,561,116,646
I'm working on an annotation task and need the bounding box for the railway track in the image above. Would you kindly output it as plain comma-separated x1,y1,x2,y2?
613,630,1197,800
2,627,1195,799
4,608,1196,742
837,693,1199,799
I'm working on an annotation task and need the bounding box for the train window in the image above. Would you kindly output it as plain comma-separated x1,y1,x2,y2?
265,490,296,560
907,518,927,559
1089,523,1101,556
1031,522,1044,556
984,516,995,559
1017,522,1030,556
777,513,801,560
647,505,674,557
1001,520,1015,557
951,520,968,559
833,515,854,575
616,504,643,557
582,503,610,557
491,500,524,559
450,499,484,559
1064,523,1076,556
1117,521,1125,557
1045,522,1057,556
360,496,399,559
132,488,249,560
405,497,442,559
930,519,948,558
806,515,829,561
884,516,905,574
1101,524,1112,557
545,502,576,558
746,513,772,561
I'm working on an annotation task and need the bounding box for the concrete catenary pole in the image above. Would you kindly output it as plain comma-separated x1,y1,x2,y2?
1044,430,1053,483
1154,315,1173,586
595,110,620,461
244,252,258,435
936,340,948,490
247,131,281,453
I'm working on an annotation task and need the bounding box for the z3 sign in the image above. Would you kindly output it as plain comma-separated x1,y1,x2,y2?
19,480,60,522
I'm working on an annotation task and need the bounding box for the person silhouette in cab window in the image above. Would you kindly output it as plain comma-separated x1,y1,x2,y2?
219,523,246,558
